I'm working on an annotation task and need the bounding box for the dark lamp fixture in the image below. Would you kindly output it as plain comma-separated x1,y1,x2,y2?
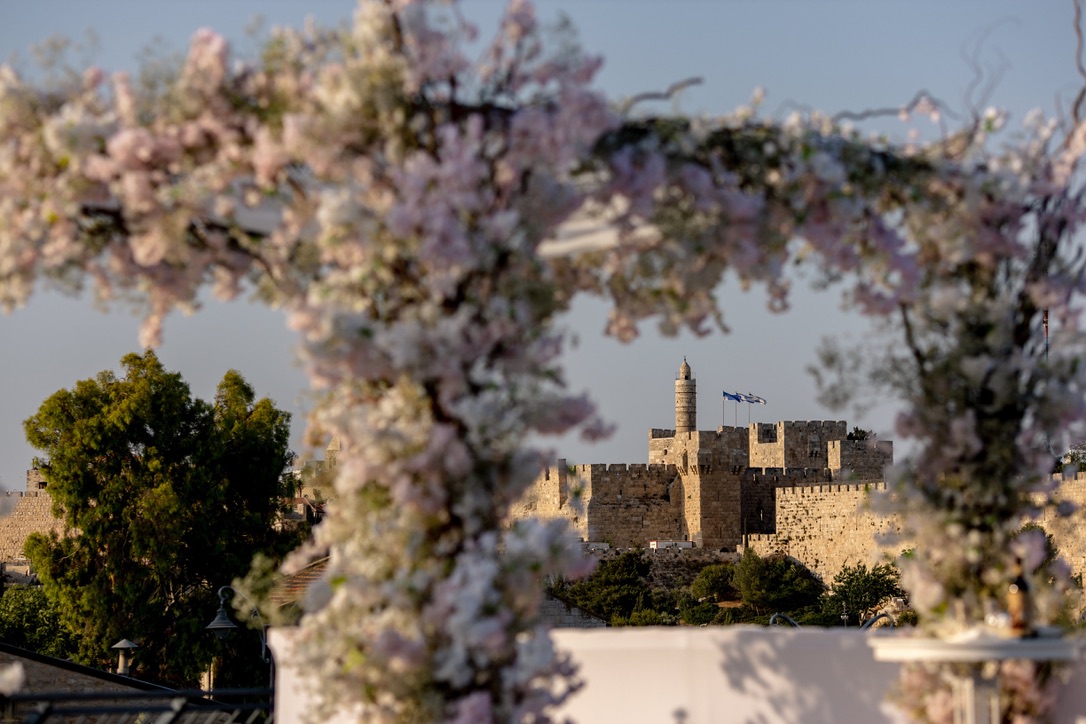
205,585,270,666
206,604,238,640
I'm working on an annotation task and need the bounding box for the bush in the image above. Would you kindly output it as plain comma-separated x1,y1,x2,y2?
615,609,676,626
678,599,720,626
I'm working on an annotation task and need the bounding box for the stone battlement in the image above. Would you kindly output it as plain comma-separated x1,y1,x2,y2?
776,481,887,496
573,463,672,475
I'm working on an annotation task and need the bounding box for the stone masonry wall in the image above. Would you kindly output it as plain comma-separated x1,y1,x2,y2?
583,464,681,548
648,428,748,472
0,492,63,563
749,421,848,470
743,483,909,583
509,461,569,518
827,439,893,482
1034,473,1086,583
692,468,742,550
740,468,836,536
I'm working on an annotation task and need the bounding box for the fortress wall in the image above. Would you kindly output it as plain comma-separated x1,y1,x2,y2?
26,468,46,492
649,430,698,467
0,491,64,562
743,482,908,582
582,464,681,548
740,468,835,536
748,422,783,469
700,427,750,471
786,420,848,470
827,440,893,481
577,464,675,504
1034,474,1086,582
511,461,588,540
509,460,568,520
694,470,742,550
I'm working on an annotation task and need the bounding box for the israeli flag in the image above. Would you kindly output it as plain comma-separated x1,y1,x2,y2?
745,393,768,405
723,391,743,402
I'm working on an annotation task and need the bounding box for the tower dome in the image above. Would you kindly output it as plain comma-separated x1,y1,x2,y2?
675,357,696,433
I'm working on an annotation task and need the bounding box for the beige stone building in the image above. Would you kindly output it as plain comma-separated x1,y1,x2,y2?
511,359,893,560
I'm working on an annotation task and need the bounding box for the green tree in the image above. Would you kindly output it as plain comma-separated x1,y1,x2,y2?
847,427,872,441
822,562,905,625
732,549,824,614
551,550,652,624
24,351,295,686
690,563,735,602
0,586,78,658
1064,442,1086,471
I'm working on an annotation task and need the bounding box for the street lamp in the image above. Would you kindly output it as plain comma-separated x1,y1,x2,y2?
205,585,272,688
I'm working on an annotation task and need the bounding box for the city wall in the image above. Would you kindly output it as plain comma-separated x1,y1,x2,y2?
749,421,848,470
1033,473,1086,582
0,491,63,564
828,439,894,482
580,463,681,548
741,482,908,582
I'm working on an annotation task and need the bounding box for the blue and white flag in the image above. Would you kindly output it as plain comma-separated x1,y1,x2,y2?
723,391,743,402
745,392,768,405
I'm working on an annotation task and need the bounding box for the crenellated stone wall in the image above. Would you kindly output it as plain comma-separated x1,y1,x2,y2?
742,483,910,582
749,420,849,470
828,439,894,481
581,464,681,548
740,467,836,536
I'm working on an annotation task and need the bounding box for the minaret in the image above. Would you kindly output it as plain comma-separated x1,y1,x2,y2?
675,357,696,433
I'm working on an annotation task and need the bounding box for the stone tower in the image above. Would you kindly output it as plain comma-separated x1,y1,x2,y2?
326,436,340,468
675,357,696,433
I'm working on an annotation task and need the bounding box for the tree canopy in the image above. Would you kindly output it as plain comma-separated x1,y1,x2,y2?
23,351,294,686
732,549,825,614
822,562,906,624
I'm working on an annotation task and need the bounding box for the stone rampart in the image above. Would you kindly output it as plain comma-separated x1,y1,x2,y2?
582,463,681,548
648,427,748,471
0,491,63,563
748,420,848,470
509,460,569,521
827,439,893,481
1034,473,1086,583
740,468,835,536
743,482,909,582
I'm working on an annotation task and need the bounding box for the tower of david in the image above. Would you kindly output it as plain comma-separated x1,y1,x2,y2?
511,358,894,554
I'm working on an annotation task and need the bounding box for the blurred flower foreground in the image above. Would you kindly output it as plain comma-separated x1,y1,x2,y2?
3,1,1086,720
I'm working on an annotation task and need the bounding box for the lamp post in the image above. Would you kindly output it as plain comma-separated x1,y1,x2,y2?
205,585,273,689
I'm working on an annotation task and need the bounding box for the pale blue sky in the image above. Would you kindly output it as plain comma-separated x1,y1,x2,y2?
0,1,1078,488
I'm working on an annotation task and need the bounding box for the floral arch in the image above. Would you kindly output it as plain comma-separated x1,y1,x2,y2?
2,1,1086,721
